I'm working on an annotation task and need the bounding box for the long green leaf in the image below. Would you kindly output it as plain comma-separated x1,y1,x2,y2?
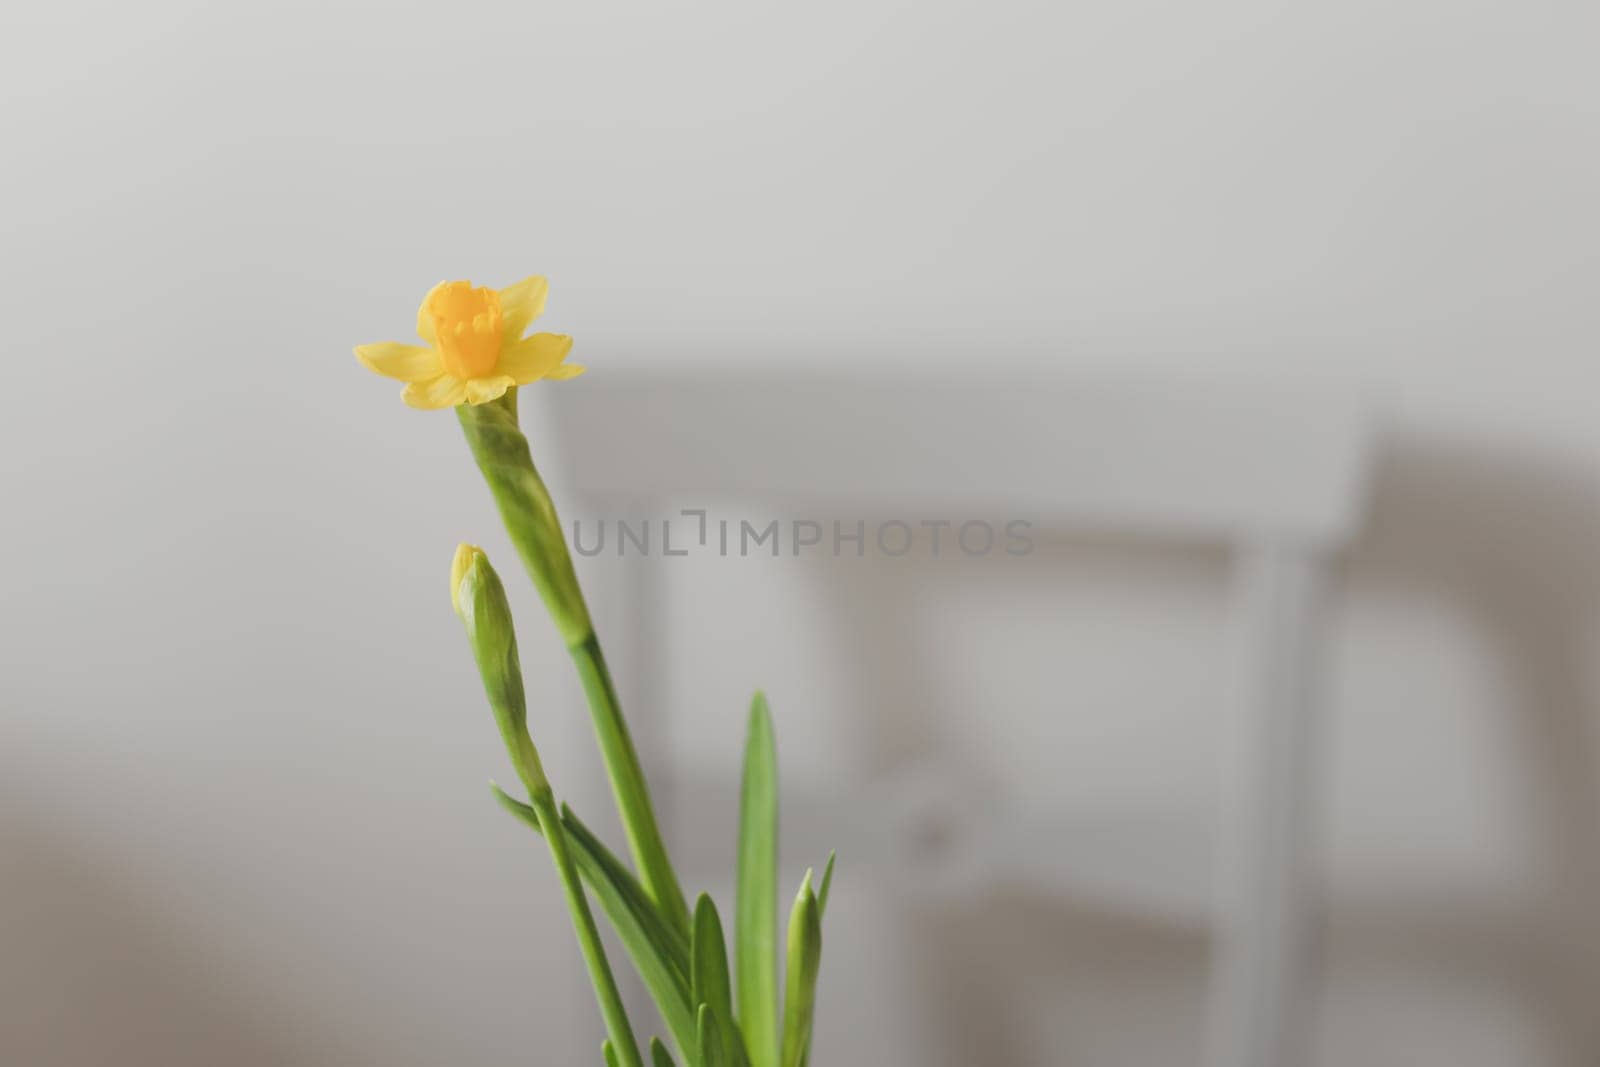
562,803,691,971
779,872,822,1067
692,895,735,1028
604,1041,620,1067
797,852,835,1067
693,894,750,1067
698,1004,730,1067
491,786,696,1053
650,1038,678,1067
815,852,836,917
736,692,779,1067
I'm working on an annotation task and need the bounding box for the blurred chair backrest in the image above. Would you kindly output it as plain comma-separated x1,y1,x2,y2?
533,373,1374,1067
535,376,1372,546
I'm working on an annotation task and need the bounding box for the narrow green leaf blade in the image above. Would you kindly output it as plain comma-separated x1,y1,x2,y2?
604,1040,620,1067
816,852,837,917
650,1038,678,1067
692,894,735,1028
736,692,780,1067
562,803,691,970
779,873,823,1067
692,894,751,1067
491,785,697,1053
797,852,834,1067
698,1004,730,1067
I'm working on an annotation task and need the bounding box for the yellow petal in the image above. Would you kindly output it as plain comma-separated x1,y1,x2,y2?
498,332,572,384
465,375,516,405
416,281,448,344
498,275,550,342
355,342,442,382
401,374,468,410
545,363,586,381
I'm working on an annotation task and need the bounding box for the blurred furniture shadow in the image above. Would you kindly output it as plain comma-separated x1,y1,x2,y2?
1344,434,1600,1066
891,432,1600,1067
0,801,341,1067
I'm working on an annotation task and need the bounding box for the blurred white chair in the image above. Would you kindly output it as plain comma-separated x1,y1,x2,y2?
535,376,1374,1067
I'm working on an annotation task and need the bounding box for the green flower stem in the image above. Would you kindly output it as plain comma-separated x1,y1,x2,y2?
570,632,693,934
529,784,644,1067
457,393,691,936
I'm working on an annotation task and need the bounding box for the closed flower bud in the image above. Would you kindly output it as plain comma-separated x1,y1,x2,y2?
450,543,548,796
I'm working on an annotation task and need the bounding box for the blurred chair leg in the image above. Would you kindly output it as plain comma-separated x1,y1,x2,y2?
1206,542,1325,1067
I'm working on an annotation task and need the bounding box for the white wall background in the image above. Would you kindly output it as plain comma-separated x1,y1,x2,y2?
2,1,1598,1065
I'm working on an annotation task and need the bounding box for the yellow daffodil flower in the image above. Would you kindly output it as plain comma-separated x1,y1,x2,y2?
355,277,584,409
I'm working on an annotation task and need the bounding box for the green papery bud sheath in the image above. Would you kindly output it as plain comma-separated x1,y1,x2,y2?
451,544,548,797
456,393,593,647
